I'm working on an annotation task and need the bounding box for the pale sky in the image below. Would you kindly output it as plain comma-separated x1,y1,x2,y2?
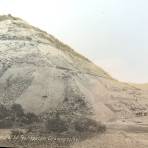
0,0,148,83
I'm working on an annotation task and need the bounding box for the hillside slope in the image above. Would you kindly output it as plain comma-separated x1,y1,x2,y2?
131,83,148,90
0,15,148,123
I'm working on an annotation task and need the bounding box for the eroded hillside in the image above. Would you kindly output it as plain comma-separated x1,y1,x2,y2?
0,15,148,148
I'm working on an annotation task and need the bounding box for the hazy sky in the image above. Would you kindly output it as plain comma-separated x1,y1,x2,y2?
0,0,148,83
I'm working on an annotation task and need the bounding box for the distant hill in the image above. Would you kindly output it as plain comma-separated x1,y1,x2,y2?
131,83,148,90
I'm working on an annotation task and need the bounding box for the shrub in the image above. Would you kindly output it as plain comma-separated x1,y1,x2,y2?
11,104,24,117
46,117,68,133
0,104,10,119
22,112,38,124
74,118,106,133
0,104,40,129
10,129,24,137
0,119,13,128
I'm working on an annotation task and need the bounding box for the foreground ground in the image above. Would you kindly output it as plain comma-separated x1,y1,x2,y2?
72,117,148,148
0,116,148,148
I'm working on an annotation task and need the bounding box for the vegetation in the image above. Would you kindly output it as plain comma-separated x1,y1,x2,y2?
10,129,24,137
0,103,106,138
74,117,106,133
11,103,24,117
0,104,9,119
46,116,68,133
0,119,13,128
0,103,38,128
45,110,106,135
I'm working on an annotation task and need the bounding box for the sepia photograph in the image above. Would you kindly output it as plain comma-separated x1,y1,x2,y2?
0,0,148,147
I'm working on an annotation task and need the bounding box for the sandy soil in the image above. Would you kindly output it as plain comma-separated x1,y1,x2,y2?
72,118,148,148
1,118,148,148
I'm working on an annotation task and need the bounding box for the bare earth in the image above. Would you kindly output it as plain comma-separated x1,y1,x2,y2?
72,118,148,148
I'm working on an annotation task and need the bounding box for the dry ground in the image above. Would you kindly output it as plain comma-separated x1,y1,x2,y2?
1,117,148,148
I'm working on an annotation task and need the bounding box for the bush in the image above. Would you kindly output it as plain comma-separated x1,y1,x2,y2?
0,119,13,128
0,104,10,119
46,117,68,133
22,112,38,124
74,118,106,133
11,104,24,117
0,103,40,129
10,129,24,138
